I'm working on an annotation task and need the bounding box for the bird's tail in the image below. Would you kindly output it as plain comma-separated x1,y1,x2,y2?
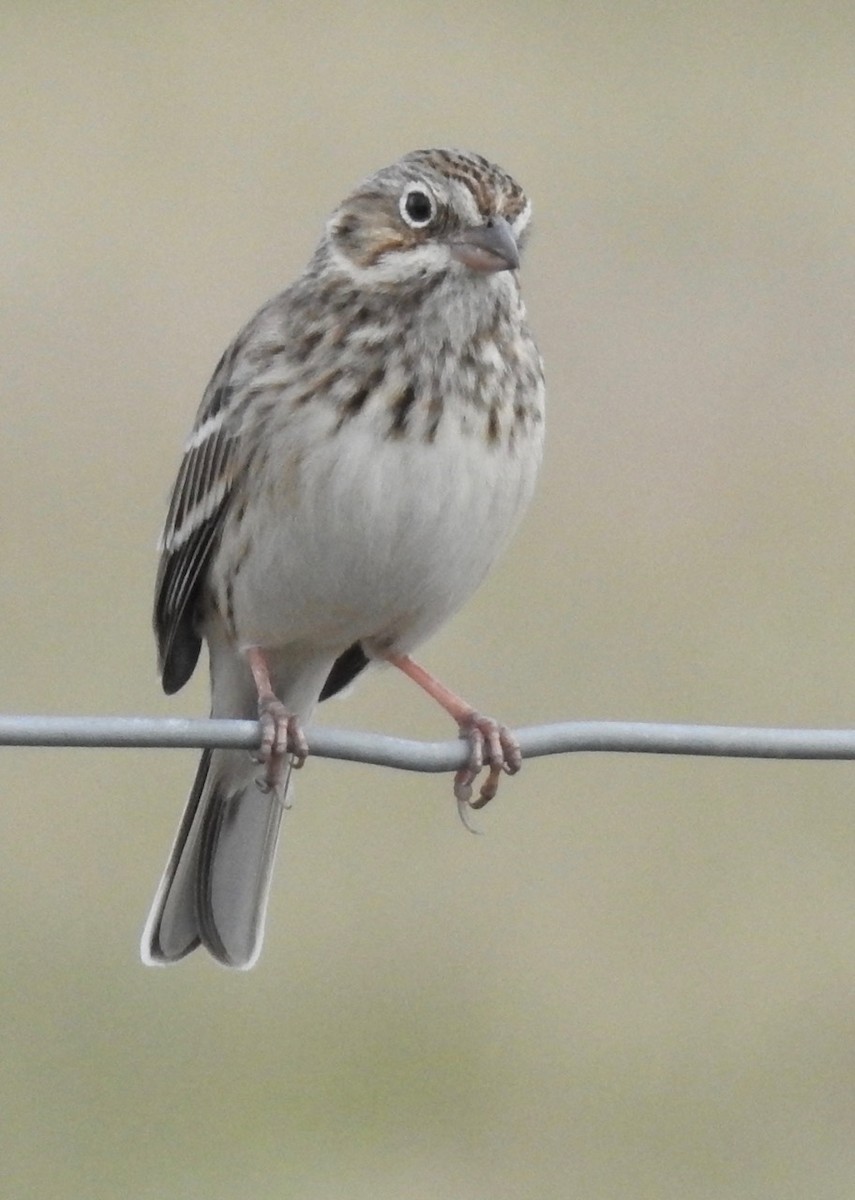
141,747,291,969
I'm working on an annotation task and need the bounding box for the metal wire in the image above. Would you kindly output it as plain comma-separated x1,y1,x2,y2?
2,714,855,772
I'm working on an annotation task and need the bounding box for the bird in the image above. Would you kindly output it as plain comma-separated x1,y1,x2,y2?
141,148,545,969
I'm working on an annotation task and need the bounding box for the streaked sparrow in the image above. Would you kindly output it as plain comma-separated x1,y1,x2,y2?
142,148,545,968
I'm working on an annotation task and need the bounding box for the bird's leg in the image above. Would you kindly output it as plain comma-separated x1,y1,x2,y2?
385,653,522,818
246,646,308,799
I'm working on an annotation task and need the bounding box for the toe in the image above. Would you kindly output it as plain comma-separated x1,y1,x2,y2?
499,727,522,775
288,716,309,768
454,769,474,806
459,717,485,773
471,762,503,809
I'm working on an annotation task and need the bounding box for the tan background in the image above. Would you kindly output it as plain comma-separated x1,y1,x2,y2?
2,3,854,1197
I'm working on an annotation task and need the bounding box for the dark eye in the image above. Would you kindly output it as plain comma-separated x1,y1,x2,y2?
399,184,435,228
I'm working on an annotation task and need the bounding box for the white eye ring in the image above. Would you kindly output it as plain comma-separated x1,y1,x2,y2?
399,183,436,229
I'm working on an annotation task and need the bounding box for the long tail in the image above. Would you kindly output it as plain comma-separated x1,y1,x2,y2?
141,748,291,969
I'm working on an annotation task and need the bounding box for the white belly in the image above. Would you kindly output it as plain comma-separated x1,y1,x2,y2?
223,405,541,656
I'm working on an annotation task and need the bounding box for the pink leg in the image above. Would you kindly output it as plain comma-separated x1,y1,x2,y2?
386,653,522,813
246,646,308,799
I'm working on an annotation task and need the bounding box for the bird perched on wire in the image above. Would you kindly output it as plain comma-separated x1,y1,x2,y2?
141,148,545,969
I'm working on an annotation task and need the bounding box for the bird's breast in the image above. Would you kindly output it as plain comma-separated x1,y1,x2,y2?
216,371,543,655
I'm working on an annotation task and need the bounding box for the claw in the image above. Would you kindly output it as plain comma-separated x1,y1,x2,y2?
455,793,483,835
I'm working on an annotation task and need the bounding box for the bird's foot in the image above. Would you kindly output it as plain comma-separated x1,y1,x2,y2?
253,697,308,801
453,711,522,829
245,645,307,801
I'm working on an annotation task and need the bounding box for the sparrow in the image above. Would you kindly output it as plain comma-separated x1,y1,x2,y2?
141,148,545,968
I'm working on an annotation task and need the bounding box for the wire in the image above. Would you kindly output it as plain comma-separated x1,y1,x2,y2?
2,714,855,771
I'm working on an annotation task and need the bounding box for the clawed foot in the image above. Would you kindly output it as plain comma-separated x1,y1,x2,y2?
380,655,524,833
454,711,522,830
253,696,308,801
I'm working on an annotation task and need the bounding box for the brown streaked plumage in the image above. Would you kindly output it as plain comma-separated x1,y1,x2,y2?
142,148,544,969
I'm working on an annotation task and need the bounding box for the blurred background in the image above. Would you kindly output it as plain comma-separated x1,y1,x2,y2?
2,3,854,1197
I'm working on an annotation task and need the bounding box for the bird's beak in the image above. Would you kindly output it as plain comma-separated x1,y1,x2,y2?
449,216,520,273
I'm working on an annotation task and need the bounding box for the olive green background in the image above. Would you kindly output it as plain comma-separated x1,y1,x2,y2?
2,3,854,1197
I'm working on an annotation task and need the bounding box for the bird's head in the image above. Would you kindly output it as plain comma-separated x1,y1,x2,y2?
325,148,531,287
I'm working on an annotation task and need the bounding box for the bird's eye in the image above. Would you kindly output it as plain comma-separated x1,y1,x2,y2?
399,184,435,228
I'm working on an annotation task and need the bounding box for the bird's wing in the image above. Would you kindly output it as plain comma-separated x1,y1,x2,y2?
153,293,376,702
154,348,243,694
